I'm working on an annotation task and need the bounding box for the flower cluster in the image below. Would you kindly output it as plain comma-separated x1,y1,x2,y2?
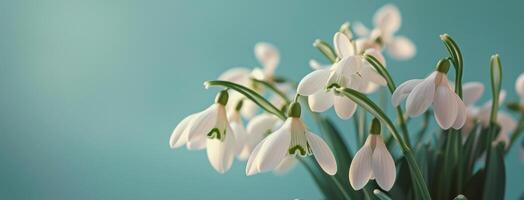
169,4,524,199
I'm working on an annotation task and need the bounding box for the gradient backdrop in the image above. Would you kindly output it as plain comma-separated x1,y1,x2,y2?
1,0,523,199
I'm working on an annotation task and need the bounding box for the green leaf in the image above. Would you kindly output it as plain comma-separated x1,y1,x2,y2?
250,78,290,104
489,55,502,123
440,34,463,97
204,80,286,120
464,169,485,200
482,143,506,200
298,158,341,200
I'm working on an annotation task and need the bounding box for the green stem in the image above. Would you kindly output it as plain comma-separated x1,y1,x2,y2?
251,78,291,104
365,55,411,146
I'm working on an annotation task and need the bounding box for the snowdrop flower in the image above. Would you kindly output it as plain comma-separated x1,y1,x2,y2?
238,113,281,160
461,82,516,148
170,90,238,173
218,42,283,119
298,32,386,119
353,4,416,60
392,59,466,129
349,118,396,191
239,113,298,174
246,102,337,176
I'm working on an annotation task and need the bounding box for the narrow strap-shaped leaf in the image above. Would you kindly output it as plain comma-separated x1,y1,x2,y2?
482,142,506,200
334,87,431,200
204,80,286,120
373,189,393,200
489,55,502,124
441,34,464,98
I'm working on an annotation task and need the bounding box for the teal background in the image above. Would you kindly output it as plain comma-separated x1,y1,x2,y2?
1,0,523,199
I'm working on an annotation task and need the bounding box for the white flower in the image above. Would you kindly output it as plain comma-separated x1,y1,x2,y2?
218,42,283,119
353,4,416,60
238,113,281,160
349,119,396,191
246,103,337,176
461,82,516,148
298,32,386,119
170,91,239,173
239,113,298,174
392,60,466,129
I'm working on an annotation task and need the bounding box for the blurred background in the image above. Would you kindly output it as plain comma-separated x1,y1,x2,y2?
1,0,523,199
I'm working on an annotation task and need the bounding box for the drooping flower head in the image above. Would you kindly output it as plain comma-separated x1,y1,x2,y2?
218,42,286,119
353,4,416,60
170,90,239,173
461,82,516,148
298,32,386,119
392,59,467,130
246,102,337,176
349,118,396,191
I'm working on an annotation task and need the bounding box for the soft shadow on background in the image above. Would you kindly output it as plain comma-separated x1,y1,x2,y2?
1,0,523,199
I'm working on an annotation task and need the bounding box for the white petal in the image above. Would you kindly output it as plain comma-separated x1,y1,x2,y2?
206,125,236,174
218,67,251,85
256,119,292,173
349,143,373,190
255,42,280,76
387,36,416,60
334,95,357,119
362,61,387,86
373,4,401,34
337,56,361,78
186,136,207,150
309,90,334,112
187,104,218,142
246,138,265,176
391,79,423,107
516,73,524,100
452,94,467,129
230,121,248,159
334,32,354,58
498,112,517,136
240,99,258,119
353,21,370,37
364,48,386,66
371,136,396,191
273,156,297,175
169,113,198,149
297,69,331,96
406,73,436,117
462,82,484,106
356,38,382,54
307,132,337,175
433,86,458,129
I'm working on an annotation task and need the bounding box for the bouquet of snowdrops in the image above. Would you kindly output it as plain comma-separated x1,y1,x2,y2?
169,4,524,200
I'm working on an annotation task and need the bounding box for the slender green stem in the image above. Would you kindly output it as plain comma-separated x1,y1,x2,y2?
251,78,291,104
365,55,411,146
